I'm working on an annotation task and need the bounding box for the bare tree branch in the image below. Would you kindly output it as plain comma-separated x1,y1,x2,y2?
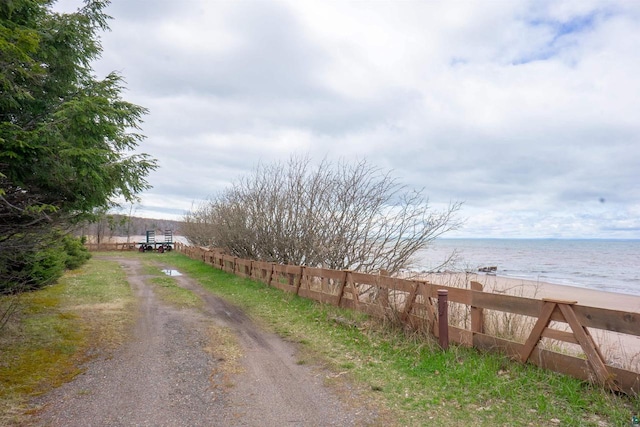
183,156,462,274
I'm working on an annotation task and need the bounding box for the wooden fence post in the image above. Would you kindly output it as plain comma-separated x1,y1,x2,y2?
401,282,420,323
347,271,358,310
335,270,350,307
267,263,275,287
377,270,390,314
295,266,304,295
438,289,449,350
470,281,484,334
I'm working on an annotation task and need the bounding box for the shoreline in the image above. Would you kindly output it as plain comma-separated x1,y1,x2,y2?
412,271,640,313
420,238,640,300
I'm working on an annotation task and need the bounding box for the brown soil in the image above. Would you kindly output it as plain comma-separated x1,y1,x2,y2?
30,256,380,426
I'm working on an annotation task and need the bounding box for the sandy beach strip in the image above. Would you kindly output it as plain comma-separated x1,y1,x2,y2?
413,271,640,313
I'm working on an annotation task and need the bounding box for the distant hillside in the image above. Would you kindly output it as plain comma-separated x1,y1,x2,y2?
78,215,185,242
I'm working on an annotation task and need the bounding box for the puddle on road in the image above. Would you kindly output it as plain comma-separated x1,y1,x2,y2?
161,269,182,276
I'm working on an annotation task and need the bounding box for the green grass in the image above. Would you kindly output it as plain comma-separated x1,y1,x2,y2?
0,258,135,426
88,252,202,309
148,275,202,308
159,252,640,426
2,251,638,426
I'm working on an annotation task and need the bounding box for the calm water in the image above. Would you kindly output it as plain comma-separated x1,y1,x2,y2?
415,239,640,296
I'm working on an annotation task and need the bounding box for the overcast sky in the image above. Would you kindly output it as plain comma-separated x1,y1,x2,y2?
54,0,640,239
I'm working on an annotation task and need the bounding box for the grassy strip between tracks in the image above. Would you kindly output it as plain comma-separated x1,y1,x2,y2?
0,257,136,426
158,251,639,427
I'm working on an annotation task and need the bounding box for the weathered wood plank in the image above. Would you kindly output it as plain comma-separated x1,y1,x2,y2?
302,266,325,277
401,283,420,322
298,288,336,305
345,272,359,311
425,285,472,305
221,254,236,273
543,298,578,305
340,299,355,310
320,268,347,281
350,271,379,284
294,266,304,295
266,264,274,286
521,301,556,363
235,259,252,277
558,304,614,388
251,261,271,282
271,280,294,293
541,328,579,344
470,281,484,334
472,291,541,317
335,271,349,306
610,366,640,395
388,277,422,294
284,265,302,275
473,292,640,336
572,306,640,337
351,273,415,293
449,325,473,347
271,264,289,275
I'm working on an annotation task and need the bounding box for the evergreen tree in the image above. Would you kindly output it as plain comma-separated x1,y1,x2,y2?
0,0,156,293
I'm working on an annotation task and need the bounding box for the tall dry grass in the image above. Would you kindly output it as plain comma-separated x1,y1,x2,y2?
252,263,640,373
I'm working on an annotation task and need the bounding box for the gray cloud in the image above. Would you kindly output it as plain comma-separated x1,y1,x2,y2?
53,0,640,238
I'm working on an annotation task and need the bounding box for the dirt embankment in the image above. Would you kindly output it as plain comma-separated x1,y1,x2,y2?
31,256,380,426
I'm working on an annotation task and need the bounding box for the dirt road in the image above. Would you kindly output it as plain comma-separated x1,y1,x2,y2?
32,256,378,426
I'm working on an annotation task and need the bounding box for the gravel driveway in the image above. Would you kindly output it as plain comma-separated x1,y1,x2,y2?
31,256,379,426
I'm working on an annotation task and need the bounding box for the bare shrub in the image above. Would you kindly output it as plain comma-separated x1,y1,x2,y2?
184,155,461,274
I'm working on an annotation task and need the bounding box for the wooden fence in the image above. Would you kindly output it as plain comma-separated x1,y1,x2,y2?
175,242,640,394
85,242,138,251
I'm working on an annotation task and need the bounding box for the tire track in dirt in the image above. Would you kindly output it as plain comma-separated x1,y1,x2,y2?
32,258,226,426
165,267,379,426
31,256,379,426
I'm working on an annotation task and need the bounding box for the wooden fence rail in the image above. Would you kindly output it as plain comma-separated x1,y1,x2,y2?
85,242,137,251
174,242,639,394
